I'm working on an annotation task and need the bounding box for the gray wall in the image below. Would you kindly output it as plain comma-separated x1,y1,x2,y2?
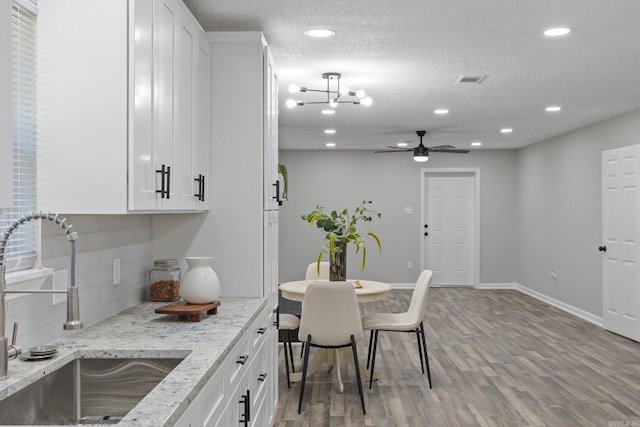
517,108,640,316
278,149,518,284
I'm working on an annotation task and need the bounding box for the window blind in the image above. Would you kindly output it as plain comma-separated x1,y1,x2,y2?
0,0,38,272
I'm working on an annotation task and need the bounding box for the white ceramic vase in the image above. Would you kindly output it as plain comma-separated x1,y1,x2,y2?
180,257,221,304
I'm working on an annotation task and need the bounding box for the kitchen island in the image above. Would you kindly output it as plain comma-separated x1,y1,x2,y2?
0,297,272,426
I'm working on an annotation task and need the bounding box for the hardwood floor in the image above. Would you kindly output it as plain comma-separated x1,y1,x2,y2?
274,287,640,426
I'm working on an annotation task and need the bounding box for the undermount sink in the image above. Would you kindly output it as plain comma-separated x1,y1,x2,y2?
0,357,184,425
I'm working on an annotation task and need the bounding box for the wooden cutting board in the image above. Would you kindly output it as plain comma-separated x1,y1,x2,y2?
155,300,221,322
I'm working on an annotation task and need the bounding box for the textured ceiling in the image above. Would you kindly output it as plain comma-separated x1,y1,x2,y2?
184,0,640,151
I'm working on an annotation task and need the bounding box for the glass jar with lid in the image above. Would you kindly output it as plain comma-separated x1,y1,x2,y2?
149,259,181,302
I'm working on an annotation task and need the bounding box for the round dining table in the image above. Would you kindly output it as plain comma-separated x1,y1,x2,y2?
279,279,391,303
278,279,391,392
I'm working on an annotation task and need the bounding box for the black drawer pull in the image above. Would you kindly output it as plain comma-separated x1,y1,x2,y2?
236,354,249,365
257,327,267,335
258,372,268,382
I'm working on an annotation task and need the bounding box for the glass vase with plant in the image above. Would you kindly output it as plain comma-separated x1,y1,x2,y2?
301,200,382,281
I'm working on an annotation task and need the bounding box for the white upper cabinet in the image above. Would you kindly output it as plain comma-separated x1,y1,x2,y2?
37,0,209,214
263,48,280,211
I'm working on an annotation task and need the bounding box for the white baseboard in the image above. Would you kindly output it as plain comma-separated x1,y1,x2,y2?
477,282,518,289
391,281,603,327
515,283,603,327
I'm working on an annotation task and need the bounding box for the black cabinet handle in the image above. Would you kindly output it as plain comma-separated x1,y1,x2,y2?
193,174,205,201
424,232,428,236
239,389,250,425
272,180,282,205
258,372,268,382
236,354,249,365
599,246,607,252
156,164,170,199
165,166,171,199
257,327,267,335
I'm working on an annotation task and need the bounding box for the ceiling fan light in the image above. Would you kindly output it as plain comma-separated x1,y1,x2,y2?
544,27,571,37
339,85,350,95
286,99,297,108
329,98,339,108
304,29,335,38
361,96,373,106
414,155,429,162
288,84,301,93
355,89,366,99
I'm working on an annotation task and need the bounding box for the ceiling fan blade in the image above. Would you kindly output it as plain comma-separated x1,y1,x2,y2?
384,145,413,150
428,144,455,150
374,149,412,153
430,148,470,153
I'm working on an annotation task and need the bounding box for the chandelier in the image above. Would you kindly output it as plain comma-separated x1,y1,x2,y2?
286,72,372,108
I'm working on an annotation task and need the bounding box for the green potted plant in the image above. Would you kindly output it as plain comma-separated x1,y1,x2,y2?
301,200,382,281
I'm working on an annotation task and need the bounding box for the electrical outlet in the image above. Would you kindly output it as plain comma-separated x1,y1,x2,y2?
407,261,413,270
113,258,121,286
404,207,413,215
52,268,68,306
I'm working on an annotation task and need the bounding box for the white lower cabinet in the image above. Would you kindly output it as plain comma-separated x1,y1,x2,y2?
179,305,276,426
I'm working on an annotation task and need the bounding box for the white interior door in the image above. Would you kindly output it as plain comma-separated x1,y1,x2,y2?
423,172,475,286
602,145,640,341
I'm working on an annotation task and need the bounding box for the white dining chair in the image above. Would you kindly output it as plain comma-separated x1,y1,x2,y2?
276,306,300,388
304,261,330,280
297,281,366,415
362,269,433,389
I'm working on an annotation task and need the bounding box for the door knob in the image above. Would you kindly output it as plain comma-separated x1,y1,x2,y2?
598,246,607,252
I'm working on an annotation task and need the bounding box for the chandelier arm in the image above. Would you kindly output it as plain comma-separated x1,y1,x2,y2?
302,88,340,94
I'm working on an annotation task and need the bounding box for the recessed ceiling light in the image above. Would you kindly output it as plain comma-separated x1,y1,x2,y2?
434,109,449,115
545,106,562,112
471,141,482,147
324,129,336,134
325,142,336,147
500,128,513,134
321,109,335,115
544,27,571,37
397,142,408,147
304,29,335,38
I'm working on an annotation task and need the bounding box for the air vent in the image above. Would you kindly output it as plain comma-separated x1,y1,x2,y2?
456,75,487,84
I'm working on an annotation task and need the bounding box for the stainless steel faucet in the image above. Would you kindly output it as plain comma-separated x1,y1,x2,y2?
0,212,82,378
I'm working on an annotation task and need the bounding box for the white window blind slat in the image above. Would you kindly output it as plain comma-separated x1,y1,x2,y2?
1,0,38,272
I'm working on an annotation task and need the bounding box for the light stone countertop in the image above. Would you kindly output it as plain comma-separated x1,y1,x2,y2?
0,297,267,426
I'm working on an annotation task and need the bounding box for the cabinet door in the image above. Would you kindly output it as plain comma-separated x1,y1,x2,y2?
153,0,180,210
128,0,156,211
173,6,198,209
192,31,210,210
263,46,279,211
264,211,279,307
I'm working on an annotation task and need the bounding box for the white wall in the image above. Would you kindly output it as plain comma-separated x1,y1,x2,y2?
517,108,640,316
6,214,151,350
278,149,518,284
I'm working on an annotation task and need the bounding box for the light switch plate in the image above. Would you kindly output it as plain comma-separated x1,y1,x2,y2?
52,269,68,306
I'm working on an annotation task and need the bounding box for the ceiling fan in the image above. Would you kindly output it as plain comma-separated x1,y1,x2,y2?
375,130,470,162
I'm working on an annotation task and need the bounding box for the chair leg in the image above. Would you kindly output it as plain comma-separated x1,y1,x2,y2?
369,330,379,390
420,322,432,389
298,335,312,414
416,328,425,374
366,329,375,369
286,330,295,373
283,340,291,389
351,335,366,415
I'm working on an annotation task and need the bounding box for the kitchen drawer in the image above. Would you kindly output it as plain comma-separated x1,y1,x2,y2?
200,361,228,427
250,336,270,418
249,306,270,353
228,326,252,388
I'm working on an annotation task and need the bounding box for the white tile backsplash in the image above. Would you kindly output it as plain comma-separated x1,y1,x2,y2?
5,214,153,350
